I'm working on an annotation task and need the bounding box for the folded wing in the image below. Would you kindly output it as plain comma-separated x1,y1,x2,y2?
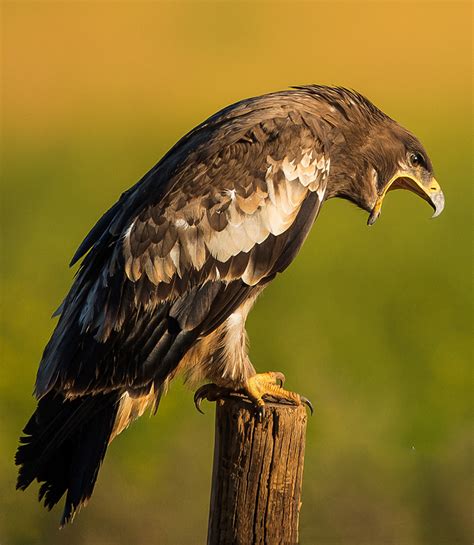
35,112,329,400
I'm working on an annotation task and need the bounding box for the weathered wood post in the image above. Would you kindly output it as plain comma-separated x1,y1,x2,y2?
207,397,308,545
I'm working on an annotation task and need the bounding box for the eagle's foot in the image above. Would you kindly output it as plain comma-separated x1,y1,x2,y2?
194,372,313,422
244,372,313,422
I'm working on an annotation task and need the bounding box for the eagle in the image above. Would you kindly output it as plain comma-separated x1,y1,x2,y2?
16,85,444,525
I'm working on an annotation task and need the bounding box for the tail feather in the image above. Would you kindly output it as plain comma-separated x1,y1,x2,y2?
16,391,119,526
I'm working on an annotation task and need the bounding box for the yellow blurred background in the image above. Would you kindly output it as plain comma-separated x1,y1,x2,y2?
1,1,472,544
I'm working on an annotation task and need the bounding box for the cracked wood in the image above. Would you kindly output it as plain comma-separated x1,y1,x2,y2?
207,398,307,545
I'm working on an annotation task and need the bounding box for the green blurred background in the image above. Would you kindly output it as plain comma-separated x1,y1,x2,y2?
1,2,472,544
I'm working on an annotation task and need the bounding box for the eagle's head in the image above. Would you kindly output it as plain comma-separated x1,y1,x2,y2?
303,86,445,224
362,121,445,226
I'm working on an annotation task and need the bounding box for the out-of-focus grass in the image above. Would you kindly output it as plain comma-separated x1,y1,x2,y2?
1,2,472,544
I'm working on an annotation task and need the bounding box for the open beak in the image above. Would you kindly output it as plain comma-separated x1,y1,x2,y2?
367,169,445,225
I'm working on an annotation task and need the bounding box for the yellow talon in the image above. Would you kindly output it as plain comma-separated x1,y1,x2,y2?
194,371,313,421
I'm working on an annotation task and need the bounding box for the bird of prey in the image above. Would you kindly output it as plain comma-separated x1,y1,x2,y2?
16,85,444,525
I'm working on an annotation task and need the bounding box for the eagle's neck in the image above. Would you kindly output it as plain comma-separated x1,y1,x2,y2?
318,116,383,212
323,144,378,212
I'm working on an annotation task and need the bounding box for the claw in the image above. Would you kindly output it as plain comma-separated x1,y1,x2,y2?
273,371,286,387
193,386,207,414
193,384,232,414
256,404,265,423
301,396,314,415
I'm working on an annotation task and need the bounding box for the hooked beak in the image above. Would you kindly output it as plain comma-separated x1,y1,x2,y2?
367,169,445,225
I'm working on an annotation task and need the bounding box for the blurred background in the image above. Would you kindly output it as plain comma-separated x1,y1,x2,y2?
1,1,472,544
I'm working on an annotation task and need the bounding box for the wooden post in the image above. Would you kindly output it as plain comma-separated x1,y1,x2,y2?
207,397,308,545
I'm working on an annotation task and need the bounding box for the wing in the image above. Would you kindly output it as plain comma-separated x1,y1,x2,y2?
35,108,329,399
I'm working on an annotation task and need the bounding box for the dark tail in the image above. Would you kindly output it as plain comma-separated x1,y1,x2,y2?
16,390,119,526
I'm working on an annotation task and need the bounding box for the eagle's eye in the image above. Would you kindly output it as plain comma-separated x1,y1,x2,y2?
409,152,425,168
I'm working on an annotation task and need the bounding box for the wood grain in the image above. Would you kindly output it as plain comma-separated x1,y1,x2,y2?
207,398,308,545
